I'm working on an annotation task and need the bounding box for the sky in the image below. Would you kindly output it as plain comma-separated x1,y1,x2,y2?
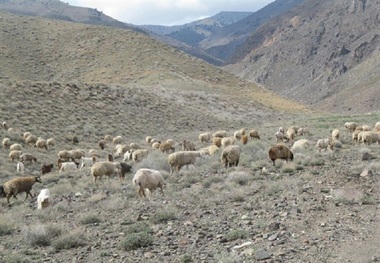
64,0,275,26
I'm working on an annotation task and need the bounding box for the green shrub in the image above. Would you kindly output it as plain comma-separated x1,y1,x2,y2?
52,232,86,251
0,220,14,236
119,231,153,251
150,209,176,224
80,214,101,225
127,222,152,235
224,229,248,241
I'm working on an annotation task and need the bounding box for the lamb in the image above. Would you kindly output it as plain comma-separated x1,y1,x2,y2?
119,162,132,179
2,176,42,204
59,162,78,173
249,129,260,140
47,138,55,147
132,169,165,198
25,135,38,145
98,139,107,150
332,129,340,141
9,150,22,162
168,151,203,175
212,130,227,138
199,132,211,144
37,188,53,210
275,131,289,143
16,162,25,174
181,139,195,151
344,122,358,132
80,156,96,170
160,142,175,154
91,161,122,184
10,143,22,151
113,136,123,144
220,145,241,168
212,137,222,147
268,144,294,166
41,163,54,175
2,138,11,149
241,134,248,145
316,138,335,151
34,138,48,150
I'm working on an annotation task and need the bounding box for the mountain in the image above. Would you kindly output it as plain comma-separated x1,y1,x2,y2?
225,0,380,113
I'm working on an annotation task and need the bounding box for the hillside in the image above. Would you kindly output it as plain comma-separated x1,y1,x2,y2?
225,0,380,114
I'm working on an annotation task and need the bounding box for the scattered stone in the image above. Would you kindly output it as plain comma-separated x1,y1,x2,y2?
267,222,280,231
255,248,271,261
360,168,373,177
362,152,371,161
233,241,253,250
268,232,279,241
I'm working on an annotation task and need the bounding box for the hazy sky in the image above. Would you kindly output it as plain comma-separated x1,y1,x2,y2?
64,0,275,26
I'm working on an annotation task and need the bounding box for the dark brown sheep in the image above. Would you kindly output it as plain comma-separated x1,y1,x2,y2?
98,139,107,150
41,163,54,175
268,144,294,166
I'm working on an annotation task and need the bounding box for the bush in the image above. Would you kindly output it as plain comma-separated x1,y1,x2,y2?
119,231,153,251
0,220,14,236
80,214,101,225
224,229,248,241
150,209,176,224
127,222,152,235
52,231,86,251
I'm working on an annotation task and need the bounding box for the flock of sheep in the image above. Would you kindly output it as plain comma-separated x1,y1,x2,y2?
1,119,380,210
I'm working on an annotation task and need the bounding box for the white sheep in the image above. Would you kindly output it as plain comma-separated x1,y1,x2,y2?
37,189,53,210
9,150,23,162
344,122,358,132
199,145,220,156
220,145,241,168
115,144,131,157
275,131,289,143
35,138,48,150
198,132,211,144
16,161,25,174
212,130,227,138
91,161,122,184
374,122,380,132
2,138,11,149
332,129,340,141
47,138,55,146
113,136,123,144
23,131,32,139
316,138,335,152
9,143,22,151
168,151,203,175
221,136,236,148
124,149,149,162
25,134,38,145
80,157,96,170
286,128,296,141
145,136,153,144
132,169,165,198
151,142,161,149
291,139,311,153
233,130,242,140
59,162,78,173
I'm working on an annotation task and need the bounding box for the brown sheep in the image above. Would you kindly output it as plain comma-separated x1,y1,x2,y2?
2,176,42,203
98,139,107,150
212,137,222,147
249,129,260,140
268,144,294,166
159,142,175,154
241,134,248,145
41,164,54,175
220,145,241,168
20,153,37,164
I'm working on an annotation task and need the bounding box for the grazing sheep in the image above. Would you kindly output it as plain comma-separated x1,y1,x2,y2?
115,144,132,157
316,138,335,151
57,150,71,162
2,176,42,204
297,127,310,136
199,132,211,144
212,137,222,147
23,131,32,139
0,185,5,198
132,169,165,198
344,122,358,132
221,136,236,148
10,143,22,151
145,136,153,144
168,151,203,175
212,130,227,138
241,134,248,145
34,138,48,150
126,149,149,162
249,129,260,140
199,145,220,156
37,189,53,210
181,139,195,151
2,121,9,130
108,153,114,162
160,142,175,154
275,131,289,143
80,157,96,170
240,128,246,135
362,125,372,131
332,129,340,141
279,127,285,134
233,130,242,140
16,162,25,174
47,138,55,147
220,145,241,168
25,135,38,145
41,163,54,175
359,131,379,145
104,135,113,142
88,149,100,158
150,138,161,145
374,122,380,132
69,149,86,162
268,144,294,166
9,150,22,162
287,128,296,141
91,161,122,184
98,139,107,150
2,138,11,149
291,139,311,153
113,136,123,144
151,142,161,149
59,162,78,173
352,130,361,145
119,162,132,179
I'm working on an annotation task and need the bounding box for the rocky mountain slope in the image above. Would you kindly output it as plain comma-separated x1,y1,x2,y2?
225,0,380,114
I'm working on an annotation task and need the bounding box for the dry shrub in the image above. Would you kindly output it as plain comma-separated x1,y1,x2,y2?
134,151,170,172
52,229,87,251
23,223,62,247
226,171,251,186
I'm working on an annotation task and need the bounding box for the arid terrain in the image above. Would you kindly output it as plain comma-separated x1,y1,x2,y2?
0,9,379,263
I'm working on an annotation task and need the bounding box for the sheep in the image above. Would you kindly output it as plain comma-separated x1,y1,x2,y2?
34,138,48,150
199,132,211,144
241,134,248,145
374,122,380,132
113,136,123,144
151,142,161,149
129,142,141,150
212,130,227,138
125,149,149,162
278,127,285,134
297,127,310,136
88,149,100,158
59,162,78,173
332,129,340,141
344,122,358,132
150,138,161,145
115,144,131,157
72,136,79,144
249,129,260,140
359,131,379,145
181,139,195,151
316,138,335,151
104,135,113,142
2,121,9,130
362,125,372,131
166,139,176,147
240,128,246,135
41,163,54,175
352,129,361,145
108,153,114,162
160,142,175,154
23,131,32,139
10,143,22,151
132,169,165,198
212,137,222,147
37,189,53,210
25,135,38,145
220,145,241,168
221,136,236,148
2,176,42,204
69,149,86,162
286,128,296,141
46,138,55,147
119,162,132,179
291,139,311,153
9,150,22,162
233,130,242,140
275,131,289,143
16,162,25,174
168,151,203,175
98,139,107,150
91,161,122,184
57,150,71,162
80,156,96,170
268,144,294,166
145,136,153,144
199,145,220,156
2,138,11,149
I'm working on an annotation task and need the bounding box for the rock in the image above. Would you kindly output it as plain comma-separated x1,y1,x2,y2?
360,168,373,177
268,232,279,241
233,241,253,250
255,248,271,261
362,152,371,161
267,222,280,231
